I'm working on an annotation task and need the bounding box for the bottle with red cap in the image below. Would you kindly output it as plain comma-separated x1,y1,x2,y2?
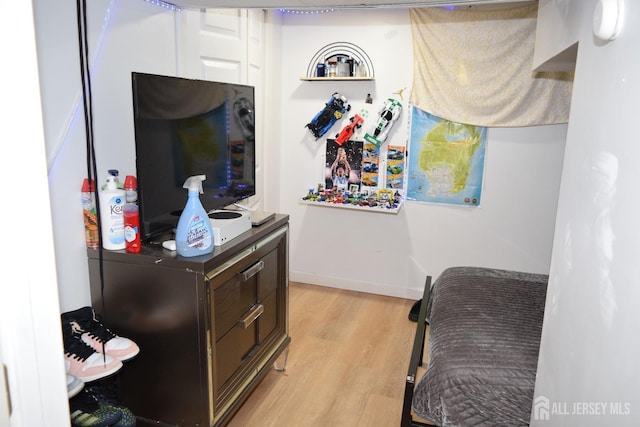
123,175,141,253
81,178,99,248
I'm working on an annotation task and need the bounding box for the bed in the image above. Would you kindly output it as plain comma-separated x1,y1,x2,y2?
402,266,549,426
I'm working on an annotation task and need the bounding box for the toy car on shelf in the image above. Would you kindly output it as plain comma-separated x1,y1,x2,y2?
387,164,403,174
361,178,377,187
362,162,379,173
364,98,402,146
306,92,351,139
388,148,405,160
335,113,364,145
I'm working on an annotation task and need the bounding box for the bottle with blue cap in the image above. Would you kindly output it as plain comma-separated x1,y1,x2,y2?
175,175,214,257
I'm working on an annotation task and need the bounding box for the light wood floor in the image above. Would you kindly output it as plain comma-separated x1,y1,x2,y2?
227,281,418,427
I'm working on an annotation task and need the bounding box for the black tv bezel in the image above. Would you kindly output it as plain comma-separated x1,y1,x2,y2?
131,72,256,242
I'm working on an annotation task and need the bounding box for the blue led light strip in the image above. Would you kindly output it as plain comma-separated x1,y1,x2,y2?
279,8,336,14
144,0,182,11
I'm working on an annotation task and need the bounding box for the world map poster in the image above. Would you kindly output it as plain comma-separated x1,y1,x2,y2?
407,106,487,206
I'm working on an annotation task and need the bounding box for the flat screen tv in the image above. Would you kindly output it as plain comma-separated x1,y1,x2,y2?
131,72,256,241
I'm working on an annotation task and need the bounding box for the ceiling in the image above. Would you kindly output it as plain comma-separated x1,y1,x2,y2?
167,0,536,10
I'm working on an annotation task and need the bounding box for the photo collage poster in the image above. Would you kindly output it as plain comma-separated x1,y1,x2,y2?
325,139,363,193
341,141,406,195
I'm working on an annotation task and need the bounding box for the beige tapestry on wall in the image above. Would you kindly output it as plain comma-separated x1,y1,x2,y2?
409,4,573,127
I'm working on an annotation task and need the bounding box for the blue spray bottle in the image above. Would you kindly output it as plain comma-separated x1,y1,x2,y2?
175,175,214,257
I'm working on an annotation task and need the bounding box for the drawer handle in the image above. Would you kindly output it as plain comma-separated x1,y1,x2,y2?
239,304,264,329
241,260,264,281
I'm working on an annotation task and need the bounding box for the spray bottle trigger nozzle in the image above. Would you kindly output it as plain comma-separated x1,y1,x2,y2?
183,174,206,194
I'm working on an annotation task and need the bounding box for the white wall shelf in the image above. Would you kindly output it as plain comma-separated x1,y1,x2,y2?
305,41,375,79
300,199,403,214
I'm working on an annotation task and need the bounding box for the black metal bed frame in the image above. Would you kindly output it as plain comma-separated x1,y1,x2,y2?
400,275,436,427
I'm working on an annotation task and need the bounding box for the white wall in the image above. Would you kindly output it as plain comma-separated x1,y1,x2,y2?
277,8,567,299
38,2,271,313
533,0,640,425
34,2,565,312
35,0,178,311
36,2,566,311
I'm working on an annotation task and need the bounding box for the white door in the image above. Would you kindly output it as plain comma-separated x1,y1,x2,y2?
178,8,268,210
0,2,69,426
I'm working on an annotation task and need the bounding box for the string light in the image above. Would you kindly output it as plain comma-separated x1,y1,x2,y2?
279,8,336,14
144,0,182,11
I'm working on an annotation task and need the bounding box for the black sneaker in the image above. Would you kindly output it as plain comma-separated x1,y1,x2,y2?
69,388,123,427
408,299,422,322
62,307,140,361
62,319,123,383
85,383,137,427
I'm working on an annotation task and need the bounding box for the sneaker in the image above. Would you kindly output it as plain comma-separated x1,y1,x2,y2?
69,388,123,427
408,298,429,323
85,383,137,427
62,307,140,361
67,374,84,398
62,320,123,382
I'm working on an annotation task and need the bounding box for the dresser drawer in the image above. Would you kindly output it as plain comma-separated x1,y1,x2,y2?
214,268,258,340
206,224,289,425
215,304,259,387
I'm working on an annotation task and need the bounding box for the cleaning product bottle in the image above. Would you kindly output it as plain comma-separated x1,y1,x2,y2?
175,175,213,257
81,178,99,248
99,170,126,250
123,175,141,253
101,169,123,190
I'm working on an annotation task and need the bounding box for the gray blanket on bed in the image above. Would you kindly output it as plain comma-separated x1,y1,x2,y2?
412,266,548,426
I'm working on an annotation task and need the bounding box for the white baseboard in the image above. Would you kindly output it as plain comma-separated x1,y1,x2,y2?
289,270,424,300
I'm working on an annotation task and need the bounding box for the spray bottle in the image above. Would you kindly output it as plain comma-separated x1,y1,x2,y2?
81,178,99,248
123,175,141,253
175,175,213,257
99,170,126,250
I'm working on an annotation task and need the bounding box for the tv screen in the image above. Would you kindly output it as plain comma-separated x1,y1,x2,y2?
131,72,256,241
